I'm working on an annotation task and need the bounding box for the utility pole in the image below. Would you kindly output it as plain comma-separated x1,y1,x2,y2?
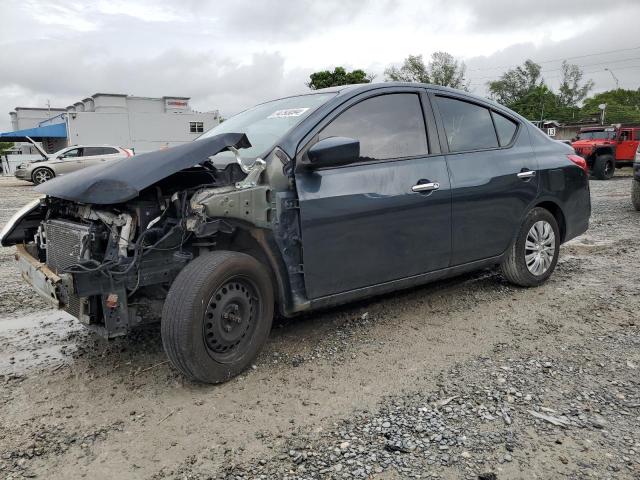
604,68,620,89
599,103,607,125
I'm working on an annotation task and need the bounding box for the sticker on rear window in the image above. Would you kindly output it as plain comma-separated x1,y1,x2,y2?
268,108,310,119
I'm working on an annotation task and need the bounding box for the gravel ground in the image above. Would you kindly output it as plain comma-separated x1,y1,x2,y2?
0,172,638,480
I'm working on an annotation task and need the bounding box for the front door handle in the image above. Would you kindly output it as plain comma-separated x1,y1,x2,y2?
412,182,440,193
517,170,536,179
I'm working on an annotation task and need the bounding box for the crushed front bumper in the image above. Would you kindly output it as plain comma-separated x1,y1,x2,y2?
14,244,73,309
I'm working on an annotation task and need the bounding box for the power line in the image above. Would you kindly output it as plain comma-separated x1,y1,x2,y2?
468,63,640,87
466,45,640,72
468,56,640,81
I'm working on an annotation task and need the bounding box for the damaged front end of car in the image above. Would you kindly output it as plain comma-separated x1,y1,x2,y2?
1,133,303,338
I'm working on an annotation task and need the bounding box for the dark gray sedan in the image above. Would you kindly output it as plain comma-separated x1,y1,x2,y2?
2,83,590,383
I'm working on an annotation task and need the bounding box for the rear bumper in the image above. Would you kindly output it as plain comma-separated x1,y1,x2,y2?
14,244,73,309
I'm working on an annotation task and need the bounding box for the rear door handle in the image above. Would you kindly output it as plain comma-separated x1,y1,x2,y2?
412,182,440,193
517,170,536,179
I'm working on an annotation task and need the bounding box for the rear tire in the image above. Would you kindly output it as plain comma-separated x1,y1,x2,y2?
632,180,640,211
592,155,615,180
501,208,560,287
161,251,274,383
32,167,54,184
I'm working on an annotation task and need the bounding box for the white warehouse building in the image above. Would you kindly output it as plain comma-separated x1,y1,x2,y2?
1,93,220,155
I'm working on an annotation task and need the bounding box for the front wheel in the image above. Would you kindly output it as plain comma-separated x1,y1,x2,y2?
501,208,560,287
592,155,615,180
161,251,274,383
32,167,54,184
632,180,640,211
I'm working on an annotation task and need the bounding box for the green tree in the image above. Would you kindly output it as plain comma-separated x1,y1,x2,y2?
509,85,562,122
487,60,543,107
427,52,468,90
0,142,14,155
581,88,640,124
384,52,468,89
307,67,372,90
558,61,594,108
384,54,430,83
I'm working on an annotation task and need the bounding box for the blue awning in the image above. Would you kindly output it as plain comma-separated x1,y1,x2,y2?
0,122,67,142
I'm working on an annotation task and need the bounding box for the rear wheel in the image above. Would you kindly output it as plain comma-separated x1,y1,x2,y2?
32,167,54,184
501,208,560,287
592,154,615,180
632,180,640,211
161,251,274,383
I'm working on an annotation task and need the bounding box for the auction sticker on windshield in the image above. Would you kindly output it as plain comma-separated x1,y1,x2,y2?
268,108,310,119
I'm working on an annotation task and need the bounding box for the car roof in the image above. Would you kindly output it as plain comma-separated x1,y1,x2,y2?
308,82,515,113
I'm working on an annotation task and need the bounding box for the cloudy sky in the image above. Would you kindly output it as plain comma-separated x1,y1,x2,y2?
1,0,639,130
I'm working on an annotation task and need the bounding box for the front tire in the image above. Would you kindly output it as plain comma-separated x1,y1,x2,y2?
161,251,274,383
32,167,54,184
501,208,560,287
592,155,615,180
632,180,640,211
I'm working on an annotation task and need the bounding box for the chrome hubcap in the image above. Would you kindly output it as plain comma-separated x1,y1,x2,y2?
34,171,52,183
525,220,555,276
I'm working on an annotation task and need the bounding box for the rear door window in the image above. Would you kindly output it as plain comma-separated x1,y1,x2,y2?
492,111,518,146
85,147,119,156
435,96,499,152
84,147,104,156
319,93,429,161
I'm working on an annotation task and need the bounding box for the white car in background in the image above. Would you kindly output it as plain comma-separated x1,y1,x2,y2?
14,142,133,184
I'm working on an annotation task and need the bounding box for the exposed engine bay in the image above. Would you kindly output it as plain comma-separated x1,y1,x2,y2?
2,133,303,337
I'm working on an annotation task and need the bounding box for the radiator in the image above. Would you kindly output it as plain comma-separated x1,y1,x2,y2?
44,219,92,319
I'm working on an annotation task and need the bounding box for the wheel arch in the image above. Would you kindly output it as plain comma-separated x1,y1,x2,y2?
594,146,615,158
531,200,567,243
197,224,291,317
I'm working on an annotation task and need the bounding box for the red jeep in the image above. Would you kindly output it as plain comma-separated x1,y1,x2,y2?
571,125,640,180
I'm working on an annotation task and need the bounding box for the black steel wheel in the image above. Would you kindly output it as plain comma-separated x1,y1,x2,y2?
203,277,260,363
161,251,274,383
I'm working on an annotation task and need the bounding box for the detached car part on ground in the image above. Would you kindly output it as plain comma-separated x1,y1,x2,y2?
14,141,133,184
0,84,591,383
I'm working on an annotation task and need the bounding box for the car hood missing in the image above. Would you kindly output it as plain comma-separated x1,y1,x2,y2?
35,133,251,204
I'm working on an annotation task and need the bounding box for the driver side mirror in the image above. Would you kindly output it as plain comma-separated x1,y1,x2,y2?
306,137,360,168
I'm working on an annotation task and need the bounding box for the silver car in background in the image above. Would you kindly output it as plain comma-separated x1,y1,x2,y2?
15,144,133,184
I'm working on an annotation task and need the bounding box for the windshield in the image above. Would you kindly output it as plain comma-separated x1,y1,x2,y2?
578,130,615,140
199,92,336,162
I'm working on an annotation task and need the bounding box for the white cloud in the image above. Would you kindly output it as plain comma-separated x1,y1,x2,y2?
1,0,639,130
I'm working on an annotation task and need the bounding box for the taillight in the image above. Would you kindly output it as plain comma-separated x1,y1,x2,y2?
568,154,588,174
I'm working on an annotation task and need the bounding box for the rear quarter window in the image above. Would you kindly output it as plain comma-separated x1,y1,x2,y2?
492,111,518,146
435,96,499,152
